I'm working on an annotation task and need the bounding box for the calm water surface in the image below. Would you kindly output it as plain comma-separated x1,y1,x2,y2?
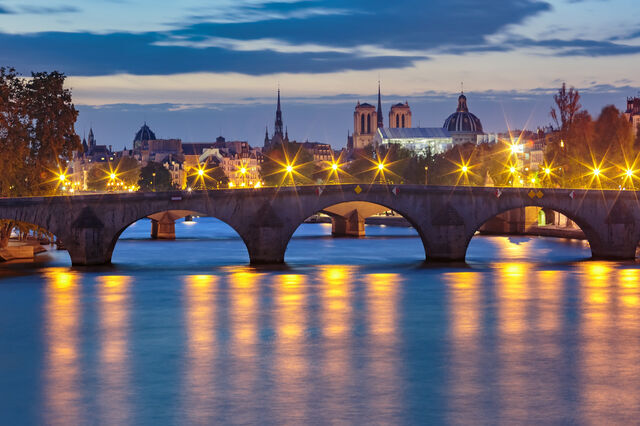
1,218,639,424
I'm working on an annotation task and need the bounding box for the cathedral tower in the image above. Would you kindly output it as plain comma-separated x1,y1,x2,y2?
389,102,412,128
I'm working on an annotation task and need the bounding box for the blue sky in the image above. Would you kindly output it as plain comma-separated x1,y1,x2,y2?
1,0,639,149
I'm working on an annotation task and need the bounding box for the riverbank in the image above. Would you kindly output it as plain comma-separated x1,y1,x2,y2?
0,240,49,262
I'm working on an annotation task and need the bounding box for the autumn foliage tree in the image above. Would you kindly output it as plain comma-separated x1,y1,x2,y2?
0,67,81,247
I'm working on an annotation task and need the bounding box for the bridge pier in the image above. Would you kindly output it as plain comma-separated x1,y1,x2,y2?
331,210,365,237
64,228,115,266
422,225,468,262
150,217,176,240
242,226,290,264
588,224,638,260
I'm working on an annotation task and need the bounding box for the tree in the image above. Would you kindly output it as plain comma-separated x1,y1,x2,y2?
0,68,80,248
23,71,81,194
593,105,634,166
87,157,140,191
260,142,317,186
185,163,228,189
138,162,173,192
0,68,31,197
550,82,582,132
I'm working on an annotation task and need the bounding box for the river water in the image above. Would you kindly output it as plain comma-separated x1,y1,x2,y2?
1,218,639,424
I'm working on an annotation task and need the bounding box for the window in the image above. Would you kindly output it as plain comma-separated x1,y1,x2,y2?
402,115,405,128
396,115,399,127
361,114,365,133
367,114,371,133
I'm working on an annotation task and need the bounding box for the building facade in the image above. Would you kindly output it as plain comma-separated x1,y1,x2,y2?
624,96,640,133
373,127,453,155
443,92,485,145
389,102,412,128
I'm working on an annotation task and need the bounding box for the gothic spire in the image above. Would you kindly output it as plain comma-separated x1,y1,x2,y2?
376,81,384,129
274,88,284,138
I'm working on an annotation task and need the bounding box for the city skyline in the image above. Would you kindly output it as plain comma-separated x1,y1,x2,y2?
1,0,640,147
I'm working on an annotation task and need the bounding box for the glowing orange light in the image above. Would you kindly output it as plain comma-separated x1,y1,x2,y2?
461,165,468,173
509,166,516,174
544,168,551,175
593,168,600,177
58,174,66,182
626,169,634,178
377,163,385,171
240,167,247,175
285,165,293,173
197,169,204,177
109,173,116,180
331,163,338,171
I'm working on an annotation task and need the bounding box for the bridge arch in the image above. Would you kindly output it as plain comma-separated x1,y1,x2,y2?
0,217,70,263
462,201,598,261
281,198,429,263
107,208,251,265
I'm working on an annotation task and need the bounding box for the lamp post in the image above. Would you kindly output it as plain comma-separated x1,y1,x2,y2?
424,165,428,185
152,172,156,192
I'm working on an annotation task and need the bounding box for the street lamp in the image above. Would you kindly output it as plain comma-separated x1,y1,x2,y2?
152,172,156,192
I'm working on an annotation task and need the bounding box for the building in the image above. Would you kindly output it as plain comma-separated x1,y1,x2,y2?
389,102,412,128
182,142,219,170
301,142,334,162
133,123,156,151
200,142,262,188
70,128,115,190
373,127,453,155
624,96,640,133
443,92,485,145
349,83,385,151
264,89,289,149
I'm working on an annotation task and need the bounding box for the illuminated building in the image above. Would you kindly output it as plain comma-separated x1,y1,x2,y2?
443,91,485,145
624,96,640,133
373,127,453,155
349,83,385,151
389,102,412,128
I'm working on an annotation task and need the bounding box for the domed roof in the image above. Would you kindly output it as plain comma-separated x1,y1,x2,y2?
134,123,156,143
443,93,483,133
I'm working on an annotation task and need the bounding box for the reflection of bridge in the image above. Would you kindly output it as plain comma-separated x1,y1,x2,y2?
1,184,639,265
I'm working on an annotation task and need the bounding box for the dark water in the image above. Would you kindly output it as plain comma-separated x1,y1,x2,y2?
1,218,639,424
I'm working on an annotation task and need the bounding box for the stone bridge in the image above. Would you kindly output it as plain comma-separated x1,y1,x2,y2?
1,184,639,265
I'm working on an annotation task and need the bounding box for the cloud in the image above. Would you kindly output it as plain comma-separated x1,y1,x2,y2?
0,4,12,13
0,0,551,76
19,5,80,14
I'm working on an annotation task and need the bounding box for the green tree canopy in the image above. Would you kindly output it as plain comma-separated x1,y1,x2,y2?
260,142,317,186
138,162,173,192
185,162,228,189
87,157,141,191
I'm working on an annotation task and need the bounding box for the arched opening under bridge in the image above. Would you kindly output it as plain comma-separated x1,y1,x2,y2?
285,201,425,265
466,206,592,263
0,219,71,266
110,210,250,267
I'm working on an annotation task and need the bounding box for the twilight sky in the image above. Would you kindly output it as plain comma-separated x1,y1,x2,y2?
1,0,639,149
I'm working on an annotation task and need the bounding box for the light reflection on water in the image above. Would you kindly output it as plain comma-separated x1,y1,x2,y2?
1,221,640,424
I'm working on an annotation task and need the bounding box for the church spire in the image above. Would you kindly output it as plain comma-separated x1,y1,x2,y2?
376,81,384,129
274,87,284,139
